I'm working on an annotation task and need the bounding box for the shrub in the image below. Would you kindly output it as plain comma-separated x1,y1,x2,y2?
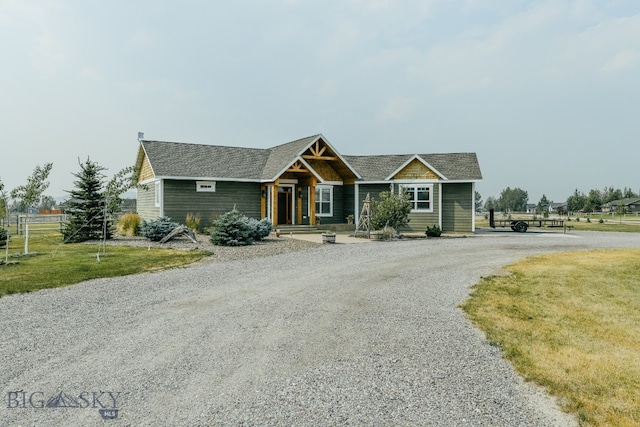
0,228,7,247
370,189,412,230
185,212,202,233
117,212,141,236
140,216,180,241
599,218,604,224
249,218,273,241
425,224,442,237
210,208,254,246
576,217,580,222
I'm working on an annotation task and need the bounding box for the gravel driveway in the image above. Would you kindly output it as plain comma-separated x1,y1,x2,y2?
1,230,638,426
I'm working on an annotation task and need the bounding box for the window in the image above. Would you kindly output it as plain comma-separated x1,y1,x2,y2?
154,181,162,207
401,184,432,211
315,186,332,216
196,181,216,192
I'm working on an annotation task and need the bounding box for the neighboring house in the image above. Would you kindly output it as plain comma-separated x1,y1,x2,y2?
548,202,567,214
134,134,483,233
602,198,640,213
526,204,537,214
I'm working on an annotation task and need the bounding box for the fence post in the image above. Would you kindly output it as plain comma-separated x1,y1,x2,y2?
24,222,29,254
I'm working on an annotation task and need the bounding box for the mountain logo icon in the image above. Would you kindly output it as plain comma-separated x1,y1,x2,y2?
46,391,81,408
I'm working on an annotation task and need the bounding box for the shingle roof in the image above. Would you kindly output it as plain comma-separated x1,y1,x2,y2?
343,153,482,181
139,137,482,182
603,198,640,206
261,135,321,180
140,140,269,180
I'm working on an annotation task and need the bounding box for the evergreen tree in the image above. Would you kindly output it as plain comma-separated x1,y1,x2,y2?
484,196,497,211
474,191,482,209
62,158,109,243
537,194,550,209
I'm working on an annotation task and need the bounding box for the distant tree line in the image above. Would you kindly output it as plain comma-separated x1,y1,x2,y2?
479,185,639,214
482,187,529,212
565,187,638,213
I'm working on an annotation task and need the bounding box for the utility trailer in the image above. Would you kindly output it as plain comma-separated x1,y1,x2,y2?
489,210,565,233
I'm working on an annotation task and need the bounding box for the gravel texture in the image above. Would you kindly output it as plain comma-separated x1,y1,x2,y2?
88,234,322,263
1,229,639,426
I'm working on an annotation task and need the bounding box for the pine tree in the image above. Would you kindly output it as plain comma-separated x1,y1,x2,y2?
62,158,110,243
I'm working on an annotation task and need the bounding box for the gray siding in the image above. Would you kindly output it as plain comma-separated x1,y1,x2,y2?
301,187,310,225
136,183,160,221
358,184,392,209
318,186,345,225
358,182,447,232
343,185,355,220
442,183,473,232
163,180,261,229
400,185,440,233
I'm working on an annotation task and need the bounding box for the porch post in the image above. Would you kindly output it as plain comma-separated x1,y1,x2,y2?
272,180,279,226
310,177,317,225
260,185,266,219
296,187,302,225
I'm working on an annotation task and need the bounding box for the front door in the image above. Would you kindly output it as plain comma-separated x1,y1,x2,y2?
277,187,293,224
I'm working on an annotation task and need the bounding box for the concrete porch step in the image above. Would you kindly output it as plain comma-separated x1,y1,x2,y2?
275,225,322,234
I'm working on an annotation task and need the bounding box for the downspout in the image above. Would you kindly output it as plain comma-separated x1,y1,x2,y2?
158,179,164,218
438,182,442,229
471,182,476,232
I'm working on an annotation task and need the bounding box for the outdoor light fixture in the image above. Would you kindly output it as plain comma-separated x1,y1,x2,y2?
261,190,267,198
298,189,303,199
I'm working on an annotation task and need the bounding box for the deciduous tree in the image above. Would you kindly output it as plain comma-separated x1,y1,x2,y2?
10,163,53,253
497,187,528,212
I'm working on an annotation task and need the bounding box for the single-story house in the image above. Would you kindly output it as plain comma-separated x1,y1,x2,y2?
134,134,483,233
602,198,640,214
548,202,567,214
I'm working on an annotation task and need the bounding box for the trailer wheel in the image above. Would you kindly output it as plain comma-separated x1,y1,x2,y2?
514,221,528,233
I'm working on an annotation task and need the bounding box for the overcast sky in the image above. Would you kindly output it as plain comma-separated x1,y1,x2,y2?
1,0,638,205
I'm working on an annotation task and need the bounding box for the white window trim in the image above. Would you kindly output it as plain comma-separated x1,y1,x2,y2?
315,185,333,217
196,181,216,192
154,181,162,208
399,183,434,213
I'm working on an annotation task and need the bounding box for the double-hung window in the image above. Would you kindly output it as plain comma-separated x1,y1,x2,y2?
315,186,333,216
401,184,433,211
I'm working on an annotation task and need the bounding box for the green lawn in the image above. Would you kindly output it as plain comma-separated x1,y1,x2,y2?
0,226,208,297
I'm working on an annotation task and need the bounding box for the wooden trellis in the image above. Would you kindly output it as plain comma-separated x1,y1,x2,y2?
354,193,372,237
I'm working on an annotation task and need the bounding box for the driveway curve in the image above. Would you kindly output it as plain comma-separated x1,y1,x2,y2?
1,230,638,426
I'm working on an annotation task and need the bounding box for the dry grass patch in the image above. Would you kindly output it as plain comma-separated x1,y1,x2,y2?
462,249,640,426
